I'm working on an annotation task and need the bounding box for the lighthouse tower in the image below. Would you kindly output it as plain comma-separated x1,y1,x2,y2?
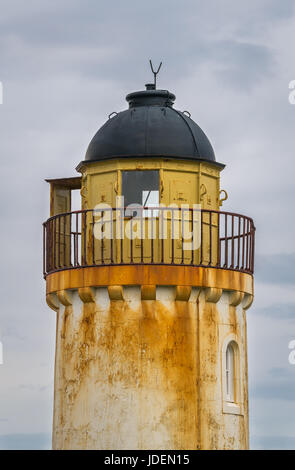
43,77,255,450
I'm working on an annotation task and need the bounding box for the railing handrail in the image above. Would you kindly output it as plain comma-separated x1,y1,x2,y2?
43,207,255,277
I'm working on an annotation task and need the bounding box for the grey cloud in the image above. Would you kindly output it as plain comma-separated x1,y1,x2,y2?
269,367,292,378
251,435,295,450
214,41,274,90
0,0,283,88
251,370,295,401
255,254,295,286
253,303,295,319
0,0,295,450
18,383,52,392
0,433,51,450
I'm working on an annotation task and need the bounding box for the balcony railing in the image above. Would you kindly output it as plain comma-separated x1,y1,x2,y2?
43,207,255,277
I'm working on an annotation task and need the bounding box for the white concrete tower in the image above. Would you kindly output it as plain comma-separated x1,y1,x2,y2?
44,80,255,449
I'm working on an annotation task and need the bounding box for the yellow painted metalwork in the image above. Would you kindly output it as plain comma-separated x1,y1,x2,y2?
76,157,223,266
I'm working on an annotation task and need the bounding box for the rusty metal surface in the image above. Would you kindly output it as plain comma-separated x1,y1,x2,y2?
46,265,254,297
45,176,82,189
43,207,255,278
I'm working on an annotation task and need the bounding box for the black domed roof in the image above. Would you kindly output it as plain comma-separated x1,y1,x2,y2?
78,85,224,169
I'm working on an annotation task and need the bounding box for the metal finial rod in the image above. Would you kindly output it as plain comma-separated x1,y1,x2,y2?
149,60,162,89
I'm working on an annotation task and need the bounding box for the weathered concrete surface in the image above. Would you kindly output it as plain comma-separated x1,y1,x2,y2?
51,285,250,450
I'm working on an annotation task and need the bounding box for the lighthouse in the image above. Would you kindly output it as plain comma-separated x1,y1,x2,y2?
43,73,255,450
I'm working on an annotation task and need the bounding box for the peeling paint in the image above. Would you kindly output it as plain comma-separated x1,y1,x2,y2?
52,286,249,450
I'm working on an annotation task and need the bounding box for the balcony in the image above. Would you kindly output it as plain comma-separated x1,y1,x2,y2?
43,207,255,277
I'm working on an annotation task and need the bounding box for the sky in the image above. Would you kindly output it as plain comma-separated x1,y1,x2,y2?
0,0,295,450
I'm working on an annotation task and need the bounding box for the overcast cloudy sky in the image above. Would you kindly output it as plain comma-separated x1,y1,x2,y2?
0,0,295,450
